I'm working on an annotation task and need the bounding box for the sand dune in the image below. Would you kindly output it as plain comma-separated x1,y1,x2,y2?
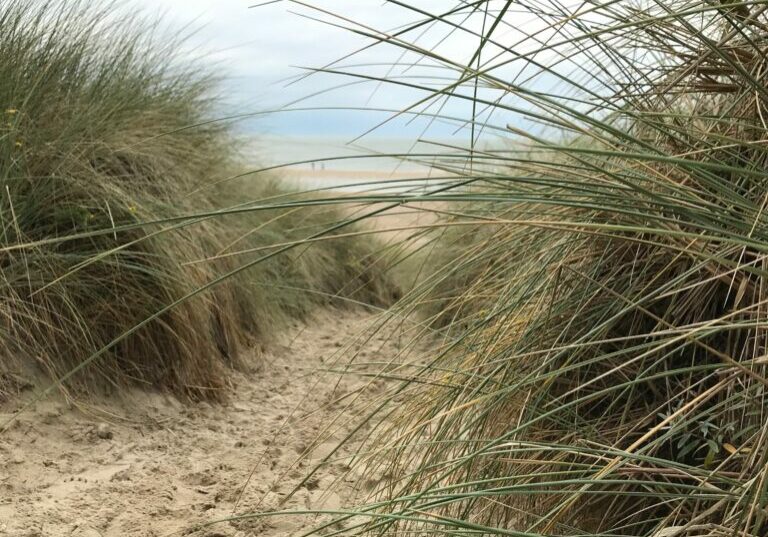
0,310,412,537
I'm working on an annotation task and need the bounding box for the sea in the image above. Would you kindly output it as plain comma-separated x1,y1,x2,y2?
241,135,462,194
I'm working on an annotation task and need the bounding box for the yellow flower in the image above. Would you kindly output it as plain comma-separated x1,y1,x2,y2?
14,141,22,148
5,109,17,115
128,205,137,213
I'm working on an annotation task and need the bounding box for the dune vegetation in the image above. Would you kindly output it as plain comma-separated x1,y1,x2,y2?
6,0,768,535
0,0,396,402
284,1,768,536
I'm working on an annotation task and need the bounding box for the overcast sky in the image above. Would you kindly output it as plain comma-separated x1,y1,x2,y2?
129,1,483,138
126,0,579,148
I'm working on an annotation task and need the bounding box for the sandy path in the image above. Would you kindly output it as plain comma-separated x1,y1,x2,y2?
0,309,402,537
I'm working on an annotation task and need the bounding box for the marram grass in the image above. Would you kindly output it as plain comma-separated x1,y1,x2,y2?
0,0,396,401
262,1,768,536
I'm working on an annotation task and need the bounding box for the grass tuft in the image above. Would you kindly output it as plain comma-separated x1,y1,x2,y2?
287,1,768,535
0,0,396,401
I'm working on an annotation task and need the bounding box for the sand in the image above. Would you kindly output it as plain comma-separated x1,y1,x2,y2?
279,167,452,193
0,309,406,537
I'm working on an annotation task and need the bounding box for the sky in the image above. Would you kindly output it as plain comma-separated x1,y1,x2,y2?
120,1,601,175
126,0,587,154
131,0,485,138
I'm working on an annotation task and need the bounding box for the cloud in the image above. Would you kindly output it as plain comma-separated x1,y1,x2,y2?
129,1,557,138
